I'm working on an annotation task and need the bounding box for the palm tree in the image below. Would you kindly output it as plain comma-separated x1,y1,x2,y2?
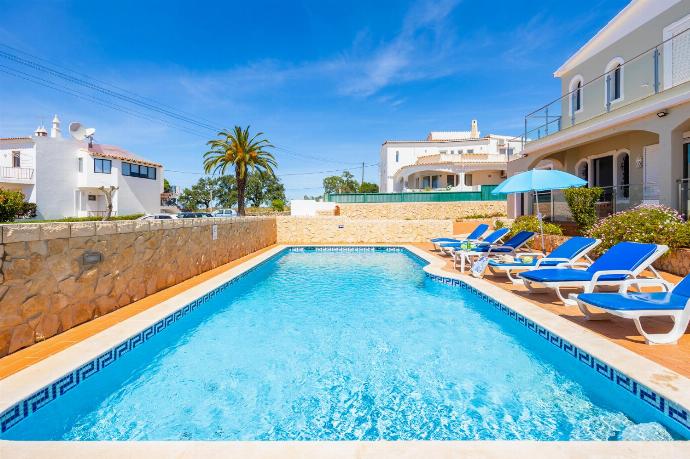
203,126,277,216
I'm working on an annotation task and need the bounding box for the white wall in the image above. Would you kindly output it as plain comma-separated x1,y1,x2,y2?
290,200,336,216
34,136,83,219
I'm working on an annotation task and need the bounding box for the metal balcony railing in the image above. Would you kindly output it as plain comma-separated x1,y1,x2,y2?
511,26,690,147
531,184,663,222
0,166,34,180
679,178,690,219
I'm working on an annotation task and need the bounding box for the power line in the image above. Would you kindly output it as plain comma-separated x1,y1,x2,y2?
163,162,379,178
0,43,365,167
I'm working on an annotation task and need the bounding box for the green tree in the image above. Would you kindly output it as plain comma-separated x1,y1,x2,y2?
178,177,215,210
163,178,172,193
213,175,238,209
323,171,358,194
246,171,287,207
203,126,277,216
359,181,379,193
0,188,26,222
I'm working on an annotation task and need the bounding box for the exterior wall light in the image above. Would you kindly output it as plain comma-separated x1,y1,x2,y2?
657,110,668,117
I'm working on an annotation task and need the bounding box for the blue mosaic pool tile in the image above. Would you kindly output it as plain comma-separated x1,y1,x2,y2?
425,271,690,436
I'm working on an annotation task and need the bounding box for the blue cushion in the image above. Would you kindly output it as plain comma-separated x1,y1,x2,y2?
489,258,563,268
587,242,658,274
483,228,509,244
503,231,535,248
431,237,460,243
672,275,690,299
520,268,595,283
548,237,597,260
474,246,513,253
578,292,688,311
466,223,489,240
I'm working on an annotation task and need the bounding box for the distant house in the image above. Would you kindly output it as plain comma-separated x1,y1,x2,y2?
508,0,690,218
0,115,164,219
378,120,523,192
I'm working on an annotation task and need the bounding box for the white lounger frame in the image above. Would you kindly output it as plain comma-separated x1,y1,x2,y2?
489,240,601,285
575,278,690,345
521,244,669,306
453,237,533,273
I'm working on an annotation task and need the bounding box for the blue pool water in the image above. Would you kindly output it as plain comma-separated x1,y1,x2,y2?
2,249,684,440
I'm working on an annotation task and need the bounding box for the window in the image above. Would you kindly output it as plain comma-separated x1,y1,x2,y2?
464,174,473,186
605,57,624,105
122,161,157,180
88,194,96,201
569,75,584,115
395,151,399,162
12,151,20,167
78,158,83,172
94,158,112,174
467,149,474,154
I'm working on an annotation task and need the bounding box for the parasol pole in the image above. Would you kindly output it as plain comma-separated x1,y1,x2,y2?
534,190,546,254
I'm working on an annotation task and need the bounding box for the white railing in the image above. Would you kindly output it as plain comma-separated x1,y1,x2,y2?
0,167,34,180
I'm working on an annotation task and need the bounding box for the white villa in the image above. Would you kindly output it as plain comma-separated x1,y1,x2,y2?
378,120,524,192
0,115,164,219
508,0,690,219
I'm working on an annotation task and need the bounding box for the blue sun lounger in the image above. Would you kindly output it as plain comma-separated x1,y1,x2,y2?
453,230,535,272
438,227,509,256
488,236,601,284
430,224,489,250
519,241,668,306
575,275,690,345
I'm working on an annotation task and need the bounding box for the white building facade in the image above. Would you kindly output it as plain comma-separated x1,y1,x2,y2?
0,115,164,219
379,121,523,192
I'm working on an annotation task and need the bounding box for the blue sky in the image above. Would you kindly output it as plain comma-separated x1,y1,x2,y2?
0,0,629,198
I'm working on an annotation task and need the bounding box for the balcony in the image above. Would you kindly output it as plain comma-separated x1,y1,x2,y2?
517,27,690,148
0,166,35,183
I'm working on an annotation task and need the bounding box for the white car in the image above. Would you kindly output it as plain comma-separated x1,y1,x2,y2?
212,209,238,217
137,214,178,220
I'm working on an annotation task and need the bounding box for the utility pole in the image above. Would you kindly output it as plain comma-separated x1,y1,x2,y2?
361,161,365,189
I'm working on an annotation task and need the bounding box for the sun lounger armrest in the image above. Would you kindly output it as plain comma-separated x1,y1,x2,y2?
617,278,674,293
487,246,516,255
516,252,545,258
535,257,572,268
557,261,590,270
590,270,635,285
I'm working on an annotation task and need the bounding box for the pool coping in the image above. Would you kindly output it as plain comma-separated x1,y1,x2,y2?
1,244,689,456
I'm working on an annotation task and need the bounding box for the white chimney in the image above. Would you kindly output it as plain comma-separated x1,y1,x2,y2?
34,124,48,137
470,119,479,138
51,114,62,138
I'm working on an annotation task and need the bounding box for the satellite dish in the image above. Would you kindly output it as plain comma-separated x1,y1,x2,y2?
69,122,96,141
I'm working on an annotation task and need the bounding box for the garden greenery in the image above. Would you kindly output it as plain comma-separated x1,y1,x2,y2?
563,186,603,232
507,215,562,238
588,205,690,252
0,188,27,222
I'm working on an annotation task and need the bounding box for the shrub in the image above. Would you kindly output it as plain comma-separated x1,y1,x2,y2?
0,189,26,222
563,186,603,232
271,199,285,211
507,215,562,238
588,205,690,252
18,201,38,218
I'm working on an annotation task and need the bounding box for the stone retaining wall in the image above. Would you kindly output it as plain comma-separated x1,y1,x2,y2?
0,217,277,357
336,201,507,220
276,217,452,243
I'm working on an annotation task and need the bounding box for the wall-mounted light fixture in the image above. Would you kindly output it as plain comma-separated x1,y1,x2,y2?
657,110,669,118
635,156,643,169
82,251,103,265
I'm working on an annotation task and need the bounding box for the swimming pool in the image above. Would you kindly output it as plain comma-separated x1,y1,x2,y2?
1,247,689,440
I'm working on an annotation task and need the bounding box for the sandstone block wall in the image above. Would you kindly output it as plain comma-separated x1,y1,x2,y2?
336,201,507,220
0,217,277,357
276,217,453,243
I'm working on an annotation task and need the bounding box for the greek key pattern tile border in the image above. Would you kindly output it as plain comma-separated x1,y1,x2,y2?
425,272,690,437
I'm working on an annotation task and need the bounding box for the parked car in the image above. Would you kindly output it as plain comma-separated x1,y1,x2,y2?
212,209,238,217
137,214,178,220
177,212,212,218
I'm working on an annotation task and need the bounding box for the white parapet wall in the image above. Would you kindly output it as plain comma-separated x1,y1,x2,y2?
290,200,336,216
